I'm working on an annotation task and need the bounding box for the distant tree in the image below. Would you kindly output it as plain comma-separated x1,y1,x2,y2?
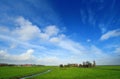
79,64,82,67
93,60,96,67
83,61,85,67
87,61,92,67
59,64,64,67
82,61,92,68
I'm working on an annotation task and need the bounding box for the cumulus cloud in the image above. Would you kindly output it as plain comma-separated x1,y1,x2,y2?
49,34,65,43
13,17,61,41
14,17,86,55
44,25,59,36
100,29,120,40
39,25,60,40
14,16,41,41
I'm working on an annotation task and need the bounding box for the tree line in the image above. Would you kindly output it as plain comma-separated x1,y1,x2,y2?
60,61,96,68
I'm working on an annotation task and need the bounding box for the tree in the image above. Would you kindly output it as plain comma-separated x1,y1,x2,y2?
59,64,64,67
93,60,96,67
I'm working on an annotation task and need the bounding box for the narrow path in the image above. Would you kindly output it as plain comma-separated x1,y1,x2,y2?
20,69,52,79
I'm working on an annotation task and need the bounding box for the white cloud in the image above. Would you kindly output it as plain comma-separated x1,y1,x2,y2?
49,37,60,43
49,34,65,43
13,16,61,41
14,16,41,41
100,29,120,40
44,25,59,36
39,33,49,40
18,49,34,61
13,17,104,55
39,25,60,40
1,16,120,65
1,17,61,42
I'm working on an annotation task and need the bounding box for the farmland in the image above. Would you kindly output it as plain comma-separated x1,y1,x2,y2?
0,66,120,79
33,66,120,79
0,66,52,79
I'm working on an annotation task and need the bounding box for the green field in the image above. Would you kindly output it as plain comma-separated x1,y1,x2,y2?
33,66,120,79
0,66,52,79
0,66,120,79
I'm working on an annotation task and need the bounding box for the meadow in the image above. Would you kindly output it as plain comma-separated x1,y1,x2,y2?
0,66,52,79
31,66,120,79
0,66,120,79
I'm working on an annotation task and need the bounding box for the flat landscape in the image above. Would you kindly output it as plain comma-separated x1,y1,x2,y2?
0,66,120,79
0,66,52,79
0,0,120,79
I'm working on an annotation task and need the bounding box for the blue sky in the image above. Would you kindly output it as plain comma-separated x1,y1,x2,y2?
0,0,120,65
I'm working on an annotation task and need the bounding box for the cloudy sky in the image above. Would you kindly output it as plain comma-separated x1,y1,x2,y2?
0,0,120,65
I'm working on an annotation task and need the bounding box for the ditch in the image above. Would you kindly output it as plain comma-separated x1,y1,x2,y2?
20,69,52,79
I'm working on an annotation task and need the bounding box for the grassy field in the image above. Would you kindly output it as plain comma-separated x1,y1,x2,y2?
0,66,52,79
0,66,120,79
33,66,120,79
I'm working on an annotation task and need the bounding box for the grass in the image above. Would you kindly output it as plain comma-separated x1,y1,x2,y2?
0,66,52,79
0,66,120,79
33,66,120,79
